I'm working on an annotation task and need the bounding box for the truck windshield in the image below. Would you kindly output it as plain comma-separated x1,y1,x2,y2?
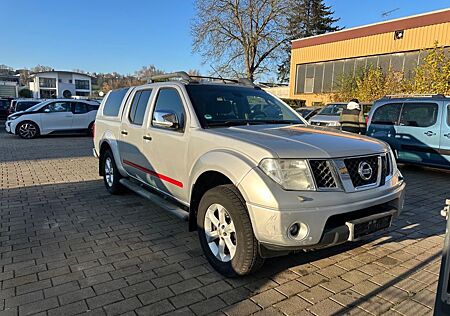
185,84,304,128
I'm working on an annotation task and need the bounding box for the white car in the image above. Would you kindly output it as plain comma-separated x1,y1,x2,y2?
5,99,99,139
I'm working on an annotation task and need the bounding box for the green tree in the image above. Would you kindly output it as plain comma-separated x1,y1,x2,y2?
278,0,340,81
18,88,33,98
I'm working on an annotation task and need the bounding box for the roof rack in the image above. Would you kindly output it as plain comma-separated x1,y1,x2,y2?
148,71,257,88
383,94,447,99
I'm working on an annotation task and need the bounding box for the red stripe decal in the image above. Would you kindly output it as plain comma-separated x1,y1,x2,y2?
122,160,183,188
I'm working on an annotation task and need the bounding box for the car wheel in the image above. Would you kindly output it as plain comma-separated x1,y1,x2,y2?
88,122,94,136
102,149,124,194
197,184,264,277
17,121,39,139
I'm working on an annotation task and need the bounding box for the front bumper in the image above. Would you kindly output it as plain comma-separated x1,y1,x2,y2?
5,121,13,134
238,167,406,251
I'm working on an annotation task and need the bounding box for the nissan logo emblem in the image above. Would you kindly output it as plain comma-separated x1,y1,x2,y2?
358,162,373,180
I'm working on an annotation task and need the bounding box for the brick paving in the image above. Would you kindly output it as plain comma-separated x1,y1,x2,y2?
0,125,449,316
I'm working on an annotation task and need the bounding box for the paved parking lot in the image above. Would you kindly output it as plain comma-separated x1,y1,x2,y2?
0,125,449,316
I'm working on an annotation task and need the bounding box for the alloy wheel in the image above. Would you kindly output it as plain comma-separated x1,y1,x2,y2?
105,157,114,187
204,203,237,262
18,123,37,139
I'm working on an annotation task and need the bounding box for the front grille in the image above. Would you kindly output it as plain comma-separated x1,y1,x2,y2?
310,160,337,188
344,155,379,188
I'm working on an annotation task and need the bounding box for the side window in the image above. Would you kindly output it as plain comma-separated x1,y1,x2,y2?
447,104,450,126
399,102,438,128
152,88,185,130
44,102,71,113
371,103,402,125
87,103,99,112
103,88,128,117
129,90,152,125
73,103,87,114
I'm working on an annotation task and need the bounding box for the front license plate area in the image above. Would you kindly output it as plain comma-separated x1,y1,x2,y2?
346,211,394,241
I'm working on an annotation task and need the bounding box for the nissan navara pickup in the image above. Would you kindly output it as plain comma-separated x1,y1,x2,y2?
93,72,405,277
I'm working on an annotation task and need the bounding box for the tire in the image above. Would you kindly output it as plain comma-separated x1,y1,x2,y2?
88,122,94,136
102,149,124,194
197,184,264,277
17,121,40,139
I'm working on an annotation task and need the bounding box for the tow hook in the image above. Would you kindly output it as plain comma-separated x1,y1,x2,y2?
441,199,450,220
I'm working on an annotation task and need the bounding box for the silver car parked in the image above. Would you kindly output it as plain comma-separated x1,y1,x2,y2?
93,72,405,277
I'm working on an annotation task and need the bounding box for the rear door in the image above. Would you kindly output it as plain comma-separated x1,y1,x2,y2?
439,103,450,167
394,101,441,165
367,102,402,151
39,101,73,133
71,102,90,130
118,89,153,180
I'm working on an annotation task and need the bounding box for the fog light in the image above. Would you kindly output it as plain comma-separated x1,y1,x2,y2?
289,223,300,237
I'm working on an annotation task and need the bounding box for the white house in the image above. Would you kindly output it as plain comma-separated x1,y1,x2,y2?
29,71,93,99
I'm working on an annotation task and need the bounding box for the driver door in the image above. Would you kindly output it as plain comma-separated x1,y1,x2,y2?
139,86,189,201
39,101,73,133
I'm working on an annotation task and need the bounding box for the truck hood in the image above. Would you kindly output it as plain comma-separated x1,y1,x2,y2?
209,124,388,159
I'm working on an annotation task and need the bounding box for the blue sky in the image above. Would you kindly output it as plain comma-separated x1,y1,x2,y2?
1,0,449,76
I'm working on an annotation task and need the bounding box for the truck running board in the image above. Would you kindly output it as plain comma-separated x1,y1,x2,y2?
119,178,188,221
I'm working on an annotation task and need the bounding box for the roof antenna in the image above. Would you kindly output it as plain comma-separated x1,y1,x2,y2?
210,65,227,84
381,8,400,19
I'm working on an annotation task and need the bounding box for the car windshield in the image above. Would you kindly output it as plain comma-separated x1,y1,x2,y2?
25,101,46,112
185,84,304,128
317,104,346,116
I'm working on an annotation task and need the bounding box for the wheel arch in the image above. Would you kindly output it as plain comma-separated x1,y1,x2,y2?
188,150,256,231
15,120,41,137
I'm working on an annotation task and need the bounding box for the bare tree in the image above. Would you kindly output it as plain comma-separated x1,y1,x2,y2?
192,0,289,81
31,65,54,73
135,65,165,81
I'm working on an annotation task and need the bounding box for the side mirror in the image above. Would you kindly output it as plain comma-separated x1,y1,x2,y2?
152,110,180,130
44,108,50,113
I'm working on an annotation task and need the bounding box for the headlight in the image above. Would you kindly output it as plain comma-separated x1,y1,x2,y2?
388,149,398,173
8,116,18,121
327,121,339,126
259,159,315,191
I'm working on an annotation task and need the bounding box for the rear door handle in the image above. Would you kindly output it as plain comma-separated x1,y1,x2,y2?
424,131,436,137
121,130,128,135
444,133,450,138
143,135,152,141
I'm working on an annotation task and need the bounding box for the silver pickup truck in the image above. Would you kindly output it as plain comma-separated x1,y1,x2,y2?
93,72,405,277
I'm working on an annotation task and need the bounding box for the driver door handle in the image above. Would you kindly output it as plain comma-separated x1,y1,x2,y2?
424,131,436,137
143,135,152,141
444,133,450,138
121,130,128,135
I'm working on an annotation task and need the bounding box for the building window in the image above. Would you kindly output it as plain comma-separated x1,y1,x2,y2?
75,79,90,90
293,49,437,95
39,77,56,88
40,89,57,99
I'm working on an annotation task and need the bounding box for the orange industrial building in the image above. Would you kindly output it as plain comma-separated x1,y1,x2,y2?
289,8,450,106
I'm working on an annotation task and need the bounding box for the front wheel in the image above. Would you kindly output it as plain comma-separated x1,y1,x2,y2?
197,185,264,277
17,121,39,139
102,150,124,194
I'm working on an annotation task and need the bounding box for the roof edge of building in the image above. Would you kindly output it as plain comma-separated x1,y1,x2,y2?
291,8,450,49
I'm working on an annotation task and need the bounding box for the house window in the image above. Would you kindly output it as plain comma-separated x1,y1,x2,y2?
40,89,57,99
75,91,90,97
75,79,90,90
39,77,56,88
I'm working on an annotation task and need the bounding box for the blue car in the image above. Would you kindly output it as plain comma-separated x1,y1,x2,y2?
367,95,450,169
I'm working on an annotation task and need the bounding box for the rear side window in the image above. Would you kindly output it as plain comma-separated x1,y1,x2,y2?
399,102,438,127
87,103,99,112
447,104,450,126
371,103,402,125
73,103,87,114
128,90,152,125
103,88,128,116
